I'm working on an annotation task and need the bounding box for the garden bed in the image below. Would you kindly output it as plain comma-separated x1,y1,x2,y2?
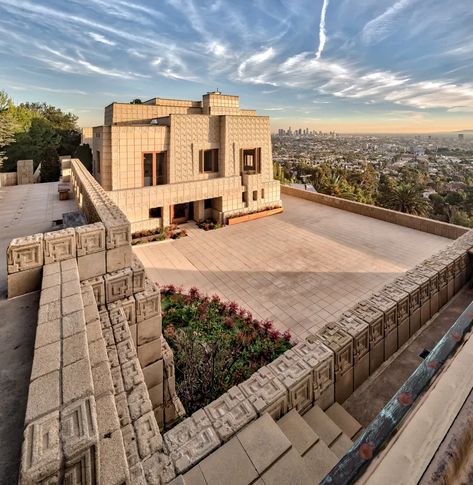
227,206,283,225
161,285,293,414
131,225,187,245
197,219,223,231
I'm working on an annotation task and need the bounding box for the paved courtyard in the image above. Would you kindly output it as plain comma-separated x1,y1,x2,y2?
134,194,452,341
0,182,76,483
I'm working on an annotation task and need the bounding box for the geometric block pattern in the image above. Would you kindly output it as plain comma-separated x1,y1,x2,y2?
135,279,161,323
7,233,44,273
315,323,353,377
238,366,288,419
268,350,313,413
44,228,76,264
204,386,257,441
75,223,105,256
336,313,369,361
164,409,221,474
104,268,132,303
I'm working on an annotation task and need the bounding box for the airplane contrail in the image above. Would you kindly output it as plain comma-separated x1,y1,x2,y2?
316,0,330,59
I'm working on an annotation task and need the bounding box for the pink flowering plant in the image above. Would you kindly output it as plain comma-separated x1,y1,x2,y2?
160,285,293,414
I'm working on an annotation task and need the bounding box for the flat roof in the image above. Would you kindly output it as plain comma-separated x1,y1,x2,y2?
133,194,451,341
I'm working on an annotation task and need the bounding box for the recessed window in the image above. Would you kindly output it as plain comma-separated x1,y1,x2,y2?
242,191,247,203
149,207,162,218
200,149,219,173
204,198,213,209
96,150,101,174
253,190,258,201
261,188,265,199
241,148,262,174
143,152,167,187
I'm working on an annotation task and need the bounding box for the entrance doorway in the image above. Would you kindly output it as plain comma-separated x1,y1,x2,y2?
172,203,194,224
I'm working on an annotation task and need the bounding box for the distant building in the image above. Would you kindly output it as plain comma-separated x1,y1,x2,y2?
81,127,93,146
90,92,281,231
458,133,464,140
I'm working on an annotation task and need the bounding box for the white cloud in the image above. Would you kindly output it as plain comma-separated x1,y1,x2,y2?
361,0,416,45
316,0,330,59
88,32,115,46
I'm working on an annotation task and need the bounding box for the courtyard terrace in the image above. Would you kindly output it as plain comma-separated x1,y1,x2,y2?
134,193,451,340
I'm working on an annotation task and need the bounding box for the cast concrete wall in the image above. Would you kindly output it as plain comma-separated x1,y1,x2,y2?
17,159,34,185
282,185,468,240
0,172,17,186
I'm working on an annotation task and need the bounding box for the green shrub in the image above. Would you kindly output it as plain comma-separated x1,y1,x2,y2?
161,285,293,414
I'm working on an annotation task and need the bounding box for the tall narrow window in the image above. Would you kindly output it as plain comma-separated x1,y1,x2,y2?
96,150,101,173
241,148,262,174
200,149,219,173
143,153,153,186
156,152,166,185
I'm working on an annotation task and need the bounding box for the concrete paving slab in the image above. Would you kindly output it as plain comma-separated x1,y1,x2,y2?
135,194,451,340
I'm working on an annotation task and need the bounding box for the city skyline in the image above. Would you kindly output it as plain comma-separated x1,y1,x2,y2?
1,0,472,133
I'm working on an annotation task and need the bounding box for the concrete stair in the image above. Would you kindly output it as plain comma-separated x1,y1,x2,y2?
178,404,362,485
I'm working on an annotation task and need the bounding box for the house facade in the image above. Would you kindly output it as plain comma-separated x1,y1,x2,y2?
91,92,281,231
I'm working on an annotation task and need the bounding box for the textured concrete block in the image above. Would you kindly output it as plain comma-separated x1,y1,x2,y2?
131,253,145,293
7,233,43,273
75,222,105,256
128,383,153,421
44,228,76,264
122,357,145,392
134,411,163,459
30,341,61,381
204,386,257,442
25,371,60,424
268,350,313,413
105,268,133,303
148,383,163,409
115,392,131,428
77,251,106,281
96,393,120,438
117,338,136,365
239,366,288,420
164,409,221,474
121,423,140,468
135,279,161,323
137,314,162,346
35,318,61,349
86,275,106,306
20,411,61,484
62,359,94,406
142,451,176,485
63,331,88,366
98,429,128,485
106,245,132,273
138,338,162,368
143,359,164,389
8,267,42,298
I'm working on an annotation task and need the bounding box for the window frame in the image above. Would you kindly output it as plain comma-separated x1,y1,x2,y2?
142,151,167,187
199,148,219,173
240,147,262,174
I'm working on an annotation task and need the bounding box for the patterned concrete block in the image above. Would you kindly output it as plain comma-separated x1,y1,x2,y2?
135,278,161,323
7,233,43,273
122,357,145,392
268,350,313,413
164,409,221,474
20,411,61,484
132,253,145,293
85,276,106,306
239,366,288,419
75,222,105,256
105,268,133,303
204,386,257,441
121,423,140,467
128,383,153,421
44,228,76,264
134,411,163,459
142,451,176,485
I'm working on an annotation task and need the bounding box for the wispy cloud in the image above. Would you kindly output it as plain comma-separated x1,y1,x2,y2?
361,0,416,45
88,32,115,46
316,0,330,59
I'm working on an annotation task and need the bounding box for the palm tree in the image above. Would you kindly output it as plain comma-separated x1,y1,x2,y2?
383,183,431,216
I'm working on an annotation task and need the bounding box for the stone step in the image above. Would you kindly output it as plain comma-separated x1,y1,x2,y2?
329,432,353,459
302,439,340,484
277,409,319,456
325,402,362,439
302,405,343,447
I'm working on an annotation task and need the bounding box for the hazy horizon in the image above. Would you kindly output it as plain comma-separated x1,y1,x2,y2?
1,0,472,133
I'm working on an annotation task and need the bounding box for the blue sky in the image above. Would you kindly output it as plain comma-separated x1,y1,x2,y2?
1,0,472,132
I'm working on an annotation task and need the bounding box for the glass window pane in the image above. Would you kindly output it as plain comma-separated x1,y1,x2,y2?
143,153,153,186
204,150,213,172
156,152,166,185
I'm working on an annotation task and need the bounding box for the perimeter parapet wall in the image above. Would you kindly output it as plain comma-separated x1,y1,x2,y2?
281,185,468,239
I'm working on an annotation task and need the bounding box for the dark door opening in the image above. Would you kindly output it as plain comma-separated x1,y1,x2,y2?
173,203,193,224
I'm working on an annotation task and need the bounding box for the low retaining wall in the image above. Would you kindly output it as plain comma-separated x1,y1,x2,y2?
281,185,468,240
0,172,17,187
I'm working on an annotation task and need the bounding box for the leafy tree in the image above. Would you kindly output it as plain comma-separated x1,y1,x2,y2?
4,118,61,171
40,147,61,182
74,144,93,172
130,98,142,104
